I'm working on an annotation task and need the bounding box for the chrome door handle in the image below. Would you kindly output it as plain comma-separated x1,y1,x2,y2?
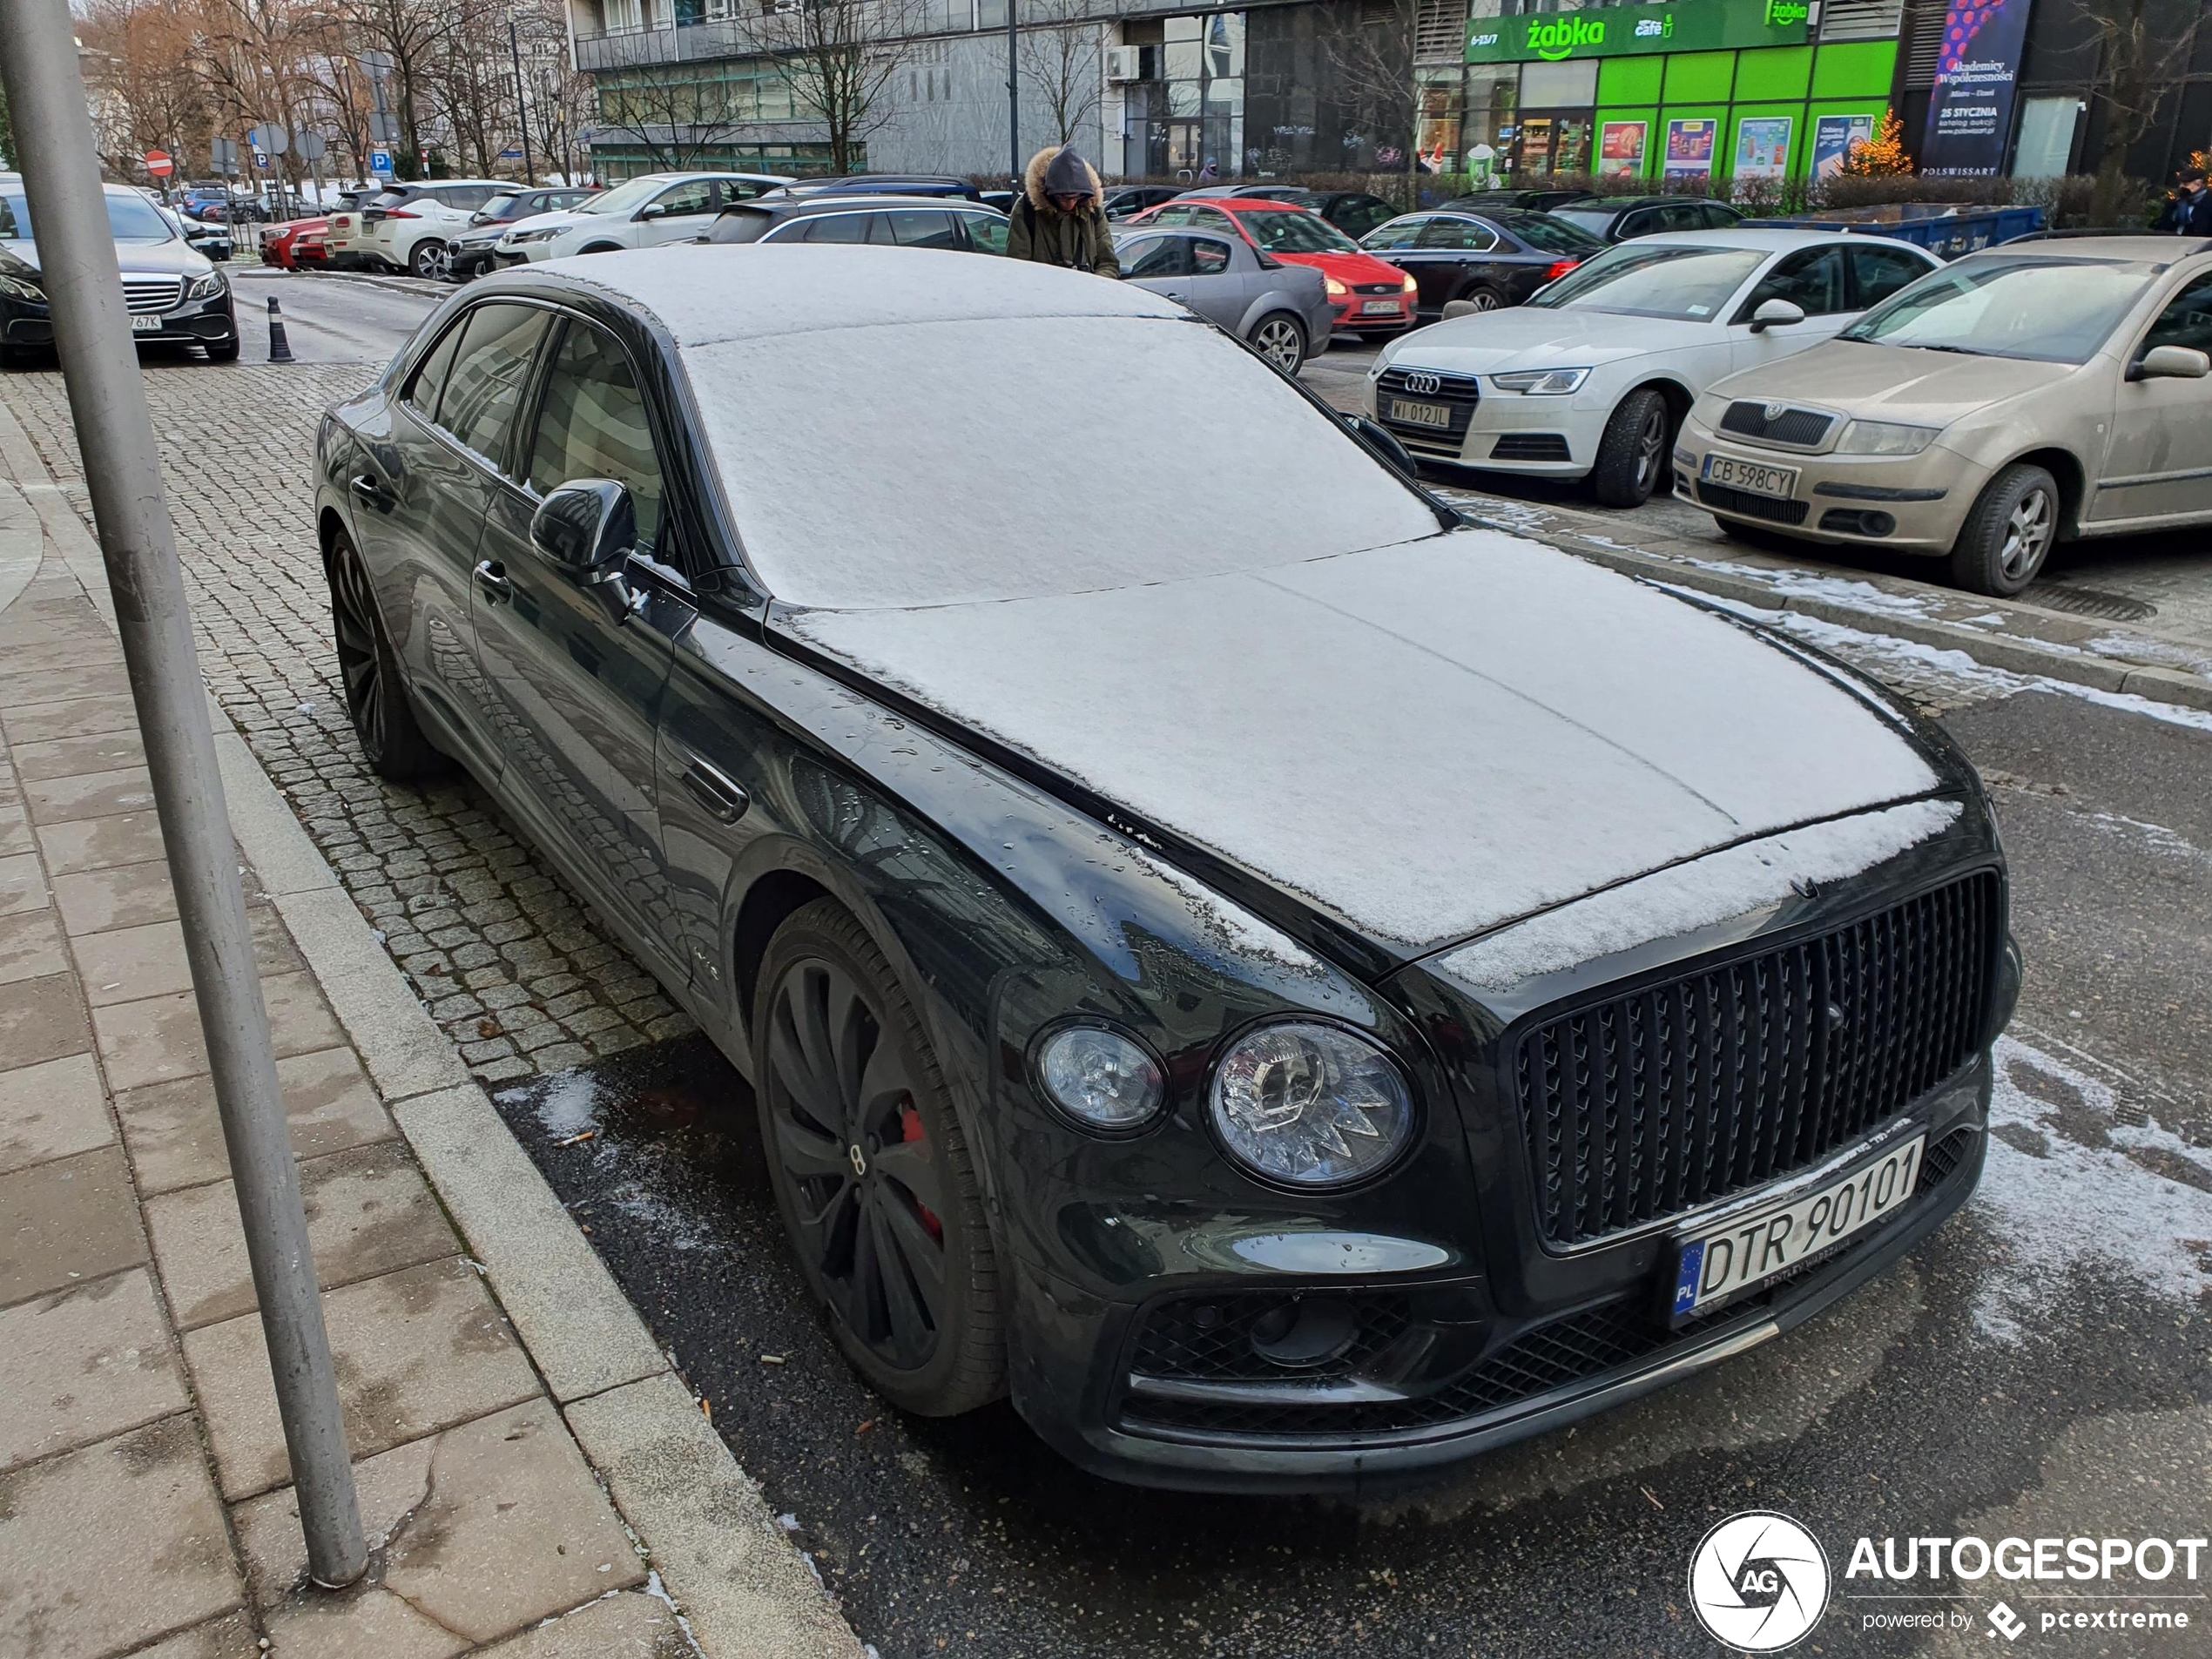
674,755,749,825
348,473,391,509
472,559,512,603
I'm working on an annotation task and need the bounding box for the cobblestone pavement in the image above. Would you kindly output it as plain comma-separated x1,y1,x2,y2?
1,362,691,1087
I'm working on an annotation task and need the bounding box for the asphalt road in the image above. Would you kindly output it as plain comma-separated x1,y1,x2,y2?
491,651,2212,1658
222,266,448,364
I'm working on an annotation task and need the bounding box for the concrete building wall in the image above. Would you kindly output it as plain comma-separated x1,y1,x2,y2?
868,27,1114,178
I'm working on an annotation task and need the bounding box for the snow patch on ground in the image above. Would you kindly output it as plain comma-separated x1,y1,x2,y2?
1683,558,1943,620
1436,799,1963,991
533,1073,606,1138
1970,1035,2212,1343
2082,631,2212,676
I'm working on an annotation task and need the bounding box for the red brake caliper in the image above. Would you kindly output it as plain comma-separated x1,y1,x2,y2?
899,1103,943,1241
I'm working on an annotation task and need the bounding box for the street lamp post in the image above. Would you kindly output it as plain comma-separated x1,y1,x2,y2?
508,10,536,185
1007,0,1019,184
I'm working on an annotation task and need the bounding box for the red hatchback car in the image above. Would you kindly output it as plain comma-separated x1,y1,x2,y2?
263,217,329,271
1126,197,1419,340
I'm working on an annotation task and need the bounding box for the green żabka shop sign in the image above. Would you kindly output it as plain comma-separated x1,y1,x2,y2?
1466,0,1811,63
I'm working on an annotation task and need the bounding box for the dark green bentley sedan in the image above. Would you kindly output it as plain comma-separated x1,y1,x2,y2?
315,245,2019,1493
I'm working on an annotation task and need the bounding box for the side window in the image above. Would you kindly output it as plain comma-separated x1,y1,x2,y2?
526,322,666,554
1741,246,1850,318
1659,203,1710,233
401,317,466,421
1362,217,1424,250
801,212,874,244
961,213,1009,255
1149,205,1195,226
725,179,773,203
436,303,553,469
887,209,959,249
1123,236,1190,278
2141,273,2212,356
1340,198,1396,235
649,180,716,219
1190,237,1233,274
1190,206,1235,230
1618,209,1660,239
1850,245,1933,310
1417,218,1498,252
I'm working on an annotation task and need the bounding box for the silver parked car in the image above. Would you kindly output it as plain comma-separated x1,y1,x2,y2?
1114,226,1332,373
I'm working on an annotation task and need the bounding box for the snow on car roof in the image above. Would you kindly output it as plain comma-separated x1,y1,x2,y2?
1628,226,1932,252
538,242,1184,347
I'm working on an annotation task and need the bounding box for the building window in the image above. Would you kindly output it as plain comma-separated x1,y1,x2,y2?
2012,96,2080,178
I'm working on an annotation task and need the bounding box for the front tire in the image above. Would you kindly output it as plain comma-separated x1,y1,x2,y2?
753,899,1003,1417
1248,311,1307,374
328,532,446,780
408,239,450,281
1948,462,2058,595
1589,387,1671,508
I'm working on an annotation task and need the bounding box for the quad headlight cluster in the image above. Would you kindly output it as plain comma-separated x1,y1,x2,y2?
1033,1018,1416,1188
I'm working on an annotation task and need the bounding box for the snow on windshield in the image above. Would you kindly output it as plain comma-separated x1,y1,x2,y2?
682,311,1440,610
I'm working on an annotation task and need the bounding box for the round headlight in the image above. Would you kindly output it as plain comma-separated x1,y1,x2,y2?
1209,1022,1414,1187
1035,1024,1164,1132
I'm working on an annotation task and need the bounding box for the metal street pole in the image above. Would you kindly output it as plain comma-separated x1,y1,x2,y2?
1007,0,1019,184
0,0,368,1591
508,12,536,185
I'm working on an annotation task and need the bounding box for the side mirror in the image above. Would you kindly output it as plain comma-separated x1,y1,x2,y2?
2133,344,2211,381
637,202,667,220
1749,298,1806,334
529,480,636,583
1345,413,1417,476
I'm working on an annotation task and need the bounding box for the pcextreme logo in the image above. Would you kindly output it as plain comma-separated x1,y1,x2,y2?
1689,1512,1832,1653
1525,13,1605,57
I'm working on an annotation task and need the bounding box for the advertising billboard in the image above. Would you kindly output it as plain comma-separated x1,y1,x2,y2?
1921,0,2033,176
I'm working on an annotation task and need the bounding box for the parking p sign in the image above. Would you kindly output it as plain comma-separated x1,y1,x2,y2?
370,148,394,176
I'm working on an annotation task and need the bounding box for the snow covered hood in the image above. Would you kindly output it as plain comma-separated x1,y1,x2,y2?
1381,307,1718,375
779,528,1946,956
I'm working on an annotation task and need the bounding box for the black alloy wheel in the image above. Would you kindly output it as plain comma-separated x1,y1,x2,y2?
328,533,443,779
1591,387,1671,508
755,900,1001,1415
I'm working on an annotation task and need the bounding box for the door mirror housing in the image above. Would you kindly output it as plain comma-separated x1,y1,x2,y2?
1749,298,1806,334
530,480,636,583
637,201,668,220
2133,344,2212,381
1345,413,1417,476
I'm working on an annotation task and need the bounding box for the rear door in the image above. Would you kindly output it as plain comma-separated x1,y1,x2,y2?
468,312,695,969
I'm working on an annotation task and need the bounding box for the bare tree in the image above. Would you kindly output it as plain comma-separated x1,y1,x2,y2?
590,42,763,173
338,0,454,178
758,0,927,176
1017,0,1103,149
1325,0,1420,197
79,0,212,177
425,0,519,176
2073,0,2209,220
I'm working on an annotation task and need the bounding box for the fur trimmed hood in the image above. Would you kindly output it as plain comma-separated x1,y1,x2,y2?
1023,145,1105,212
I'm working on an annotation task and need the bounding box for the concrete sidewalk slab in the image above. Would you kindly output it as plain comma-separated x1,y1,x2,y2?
0,1414,243,1659
0,1143,145,1304
118,1043,393,1195
0,1268,186,1467
0,1051,107,1173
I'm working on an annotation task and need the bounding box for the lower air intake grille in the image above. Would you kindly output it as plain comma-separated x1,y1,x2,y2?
1699,481,1810,524
1514,873,2000,1248
1490,433,1572,462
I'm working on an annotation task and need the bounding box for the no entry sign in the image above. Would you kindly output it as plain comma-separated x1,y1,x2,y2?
145,150,174,178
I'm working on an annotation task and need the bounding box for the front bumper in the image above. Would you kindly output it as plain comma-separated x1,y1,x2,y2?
1014,1064,1992,1494
1333,293,1416,335
1362,371,1599,475
2,289,236,351
1676,415,1986,553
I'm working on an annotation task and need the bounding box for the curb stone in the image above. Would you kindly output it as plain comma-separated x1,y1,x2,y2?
15,404,863,1658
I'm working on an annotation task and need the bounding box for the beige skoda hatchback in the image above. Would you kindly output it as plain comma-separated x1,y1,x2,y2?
1673,236,2212,593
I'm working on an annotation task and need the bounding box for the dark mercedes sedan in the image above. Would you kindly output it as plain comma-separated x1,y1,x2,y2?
316,246,2018,1494
1359,207,1604,318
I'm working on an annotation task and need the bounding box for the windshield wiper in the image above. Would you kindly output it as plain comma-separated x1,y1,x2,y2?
1907,343,1986,355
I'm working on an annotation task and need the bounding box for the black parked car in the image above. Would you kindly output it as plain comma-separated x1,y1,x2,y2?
1440,187,1598,214
1359,208,1606,317
1,176,236,367
447,186,600,280
769,174,983,202
317,246,2016,1493
700,193,1010,253
1103,184,1184,220
1551,194,1745,243
1179,184,1402,239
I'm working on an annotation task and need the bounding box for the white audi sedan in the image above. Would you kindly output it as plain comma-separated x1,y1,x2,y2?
1360,228,1940,506
493,172,791,266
